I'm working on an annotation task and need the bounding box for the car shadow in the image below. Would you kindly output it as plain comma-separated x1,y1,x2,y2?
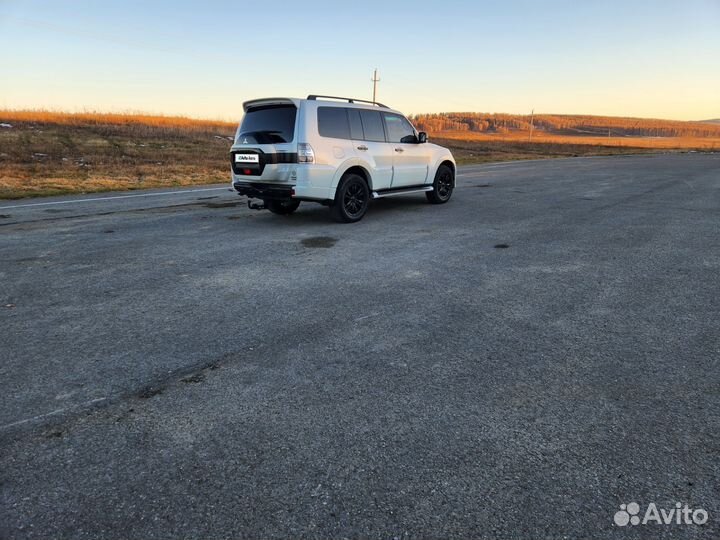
251,195,432,226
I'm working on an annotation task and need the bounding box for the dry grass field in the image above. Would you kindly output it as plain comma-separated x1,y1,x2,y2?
1,109,717,198
430,135,650,165
438,129,720,149
0,110,237,199
432,131,719,164
416,112,720,164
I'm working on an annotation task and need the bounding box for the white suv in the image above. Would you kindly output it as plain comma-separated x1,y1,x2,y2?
230,95,456,223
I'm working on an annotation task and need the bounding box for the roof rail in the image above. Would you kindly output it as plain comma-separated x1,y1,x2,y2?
307,95,389,108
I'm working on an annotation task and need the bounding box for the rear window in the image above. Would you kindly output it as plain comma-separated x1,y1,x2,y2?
318,107,350,139
359,110,386,142
238,105,296,144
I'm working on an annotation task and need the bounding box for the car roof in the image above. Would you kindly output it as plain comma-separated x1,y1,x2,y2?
242,97,404,116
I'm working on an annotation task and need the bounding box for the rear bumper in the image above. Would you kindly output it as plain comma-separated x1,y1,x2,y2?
232,165,336,202
232,182,294,200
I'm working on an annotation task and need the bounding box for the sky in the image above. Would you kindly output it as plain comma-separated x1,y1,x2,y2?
0,0,718,121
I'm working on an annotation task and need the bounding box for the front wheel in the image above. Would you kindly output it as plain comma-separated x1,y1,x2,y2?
266,199,300,215
426,164,454,204
330,174,370,223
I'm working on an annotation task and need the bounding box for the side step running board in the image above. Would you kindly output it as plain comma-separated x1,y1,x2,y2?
371,185,433,199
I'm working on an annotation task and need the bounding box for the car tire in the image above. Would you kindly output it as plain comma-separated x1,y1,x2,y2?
266,199,301,215
426,164,454,204
330,173,370,223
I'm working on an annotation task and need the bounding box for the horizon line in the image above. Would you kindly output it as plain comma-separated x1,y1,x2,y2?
1,106,717,125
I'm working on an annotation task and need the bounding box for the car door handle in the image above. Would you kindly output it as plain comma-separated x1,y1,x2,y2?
394,148,404,153
357,145,368,151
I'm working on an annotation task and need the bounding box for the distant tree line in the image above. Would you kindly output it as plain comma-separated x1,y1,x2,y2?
410,113,720,138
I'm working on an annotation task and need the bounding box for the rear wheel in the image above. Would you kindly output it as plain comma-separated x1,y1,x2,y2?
330,173,370,223
266,199,300,215
426,164,454,204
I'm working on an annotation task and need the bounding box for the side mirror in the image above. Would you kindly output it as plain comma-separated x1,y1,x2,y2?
418,132,428,143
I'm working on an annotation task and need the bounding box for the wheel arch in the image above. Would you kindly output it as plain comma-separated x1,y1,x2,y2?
331,160,373,191
433,158,457,186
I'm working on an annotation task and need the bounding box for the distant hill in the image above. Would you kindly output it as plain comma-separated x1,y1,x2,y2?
700,119,720,125
411,112,720,138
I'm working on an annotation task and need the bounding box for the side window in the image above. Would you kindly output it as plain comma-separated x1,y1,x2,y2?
318,107,350,139
359,110,386,142
347,108,364,140
383,113,417,144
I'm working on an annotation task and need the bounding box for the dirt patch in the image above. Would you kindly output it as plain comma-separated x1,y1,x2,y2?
115,408,135,423
181,373,206,384
203,201,241,209
138,386,163,399
301,236,338,248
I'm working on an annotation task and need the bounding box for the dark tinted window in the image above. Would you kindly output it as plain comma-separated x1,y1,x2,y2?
238,105,296,144
318,107,350,139
359,110,386,142
384,113,417,143
348,109,364,140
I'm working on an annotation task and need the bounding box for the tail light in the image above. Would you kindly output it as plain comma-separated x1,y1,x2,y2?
298,143,315,163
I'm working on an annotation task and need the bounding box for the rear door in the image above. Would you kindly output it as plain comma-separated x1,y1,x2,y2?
382,112,430,187
317,106,358,166
232,103,297,180
352,109,393,191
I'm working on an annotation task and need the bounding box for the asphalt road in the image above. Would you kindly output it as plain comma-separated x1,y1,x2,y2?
1,154,719,539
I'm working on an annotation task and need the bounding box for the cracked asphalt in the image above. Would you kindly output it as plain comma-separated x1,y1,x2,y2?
1,154,719,538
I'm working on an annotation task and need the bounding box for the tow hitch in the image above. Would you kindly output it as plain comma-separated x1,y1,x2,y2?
247,199,266,210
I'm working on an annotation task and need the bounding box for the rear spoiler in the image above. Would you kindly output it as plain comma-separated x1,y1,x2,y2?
242,97,298,112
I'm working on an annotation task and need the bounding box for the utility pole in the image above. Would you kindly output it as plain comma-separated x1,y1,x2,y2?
529,109,535,142
371,68,380,104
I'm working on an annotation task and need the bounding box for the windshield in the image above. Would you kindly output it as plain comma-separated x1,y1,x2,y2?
238,105,296,144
